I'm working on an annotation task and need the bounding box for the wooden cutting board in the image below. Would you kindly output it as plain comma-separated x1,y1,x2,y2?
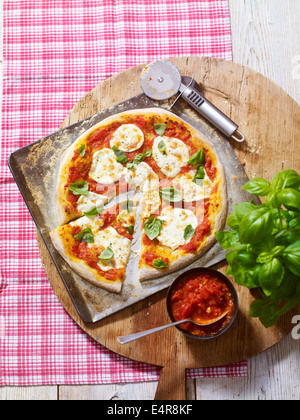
36,57,300,400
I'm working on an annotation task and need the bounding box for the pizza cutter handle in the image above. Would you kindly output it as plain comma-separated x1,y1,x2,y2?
180,84,245,142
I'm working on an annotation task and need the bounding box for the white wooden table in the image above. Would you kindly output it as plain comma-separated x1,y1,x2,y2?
1,0,299,400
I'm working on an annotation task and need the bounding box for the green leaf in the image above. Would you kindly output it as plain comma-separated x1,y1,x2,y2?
259,304,280,328
119,200,134,212
133,149,152,164
283,241,300,276
154,124,167,136
233,202,257,223
78,144,86,157
99,247,114,260
84,206,103,217
126,225,134,235
243,177,271,196
188,148,206,165
258,258,285,296
239,207,274,244
277,188,300,212
153,258,168,268
74,227,94,243
272,169,300,191
215,231,240,250
144,217,164,240
69,181,89,196
158,140,166,154
112,145,128,164
256,245,285,264
249,299,268,318
193,165,206,185
159,187,183,203
226,213,240,230
184,225,195,241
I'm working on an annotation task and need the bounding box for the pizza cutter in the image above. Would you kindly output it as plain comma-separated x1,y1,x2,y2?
140,60,244,143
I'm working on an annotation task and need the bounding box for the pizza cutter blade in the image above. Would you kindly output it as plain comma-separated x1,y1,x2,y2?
140,60,244,143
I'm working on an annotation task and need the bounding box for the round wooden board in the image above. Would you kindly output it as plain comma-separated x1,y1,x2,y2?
37,57,300,400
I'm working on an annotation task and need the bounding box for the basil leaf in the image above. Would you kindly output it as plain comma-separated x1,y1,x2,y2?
258,258,285,296
119,200,134,212
243,177,271,196
256,246,285,264
158,140,166,154
277,188,300,212
154,124,167,136
193,165,206,185
215,231,240,250
69,181,89,196
233,202,257,223
159,187,183,203
283,241,300,276
126,162,135,169
112,145,128,163
78,144,86,157
126,225,134,235
84,206,103,217
144,217,164,240
272,169,300,191
226,213,240,230
188,148,206,165
99,247,114,261
133,149,152,164
239,207,274,244
184,225,195,241
153,258,168,268
74,227,94,243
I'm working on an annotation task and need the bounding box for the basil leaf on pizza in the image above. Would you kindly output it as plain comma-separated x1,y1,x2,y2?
74,227,94,243
144,217,164,240
159,188,183,203
193,165,206,185
69,181,89,196
153,258,168,268
112,145,128,164
188,148,206,165
99,247,114,260
184,225,196,241
78,144,86,157
154,123,167,136
119,200,134,212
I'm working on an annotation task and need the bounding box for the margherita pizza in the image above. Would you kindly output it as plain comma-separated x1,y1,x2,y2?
50,108,227,293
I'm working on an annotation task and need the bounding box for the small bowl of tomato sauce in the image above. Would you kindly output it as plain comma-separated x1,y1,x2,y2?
166,267,238,340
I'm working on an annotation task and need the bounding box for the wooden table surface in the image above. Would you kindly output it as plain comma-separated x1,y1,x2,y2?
1,0,299,400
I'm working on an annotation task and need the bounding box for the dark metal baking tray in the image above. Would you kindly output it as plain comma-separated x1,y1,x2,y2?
8,92,256,323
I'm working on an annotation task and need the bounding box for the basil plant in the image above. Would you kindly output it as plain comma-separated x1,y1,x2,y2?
215,169,300,328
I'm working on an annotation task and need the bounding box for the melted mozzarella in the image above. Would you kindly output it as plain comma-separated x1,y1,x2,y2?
77,192,108,214
152,136,189,178
94,227,131,272
157,206,198,250
110,124,144,152
89,148,124,185
70,215,104,231
173,170,212,202
123,162,159,192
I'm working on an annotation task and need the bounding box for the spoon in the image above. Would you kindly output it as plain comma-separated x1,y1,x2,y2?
117,312,228,344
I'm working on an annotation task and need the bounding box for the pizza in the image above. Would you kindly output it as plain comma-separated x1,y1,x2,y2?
50,108,227,293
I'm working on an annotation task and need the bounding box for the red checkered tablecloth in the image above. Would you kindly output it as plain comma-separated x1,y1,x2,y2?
0,0,247,386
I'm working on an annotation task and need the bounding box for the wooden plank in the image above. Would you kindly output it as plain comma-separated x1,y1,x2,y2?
0,387,57,401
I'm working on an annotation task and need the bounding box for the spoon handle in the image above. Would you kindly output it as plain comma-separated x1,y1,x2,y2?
117,319,190,344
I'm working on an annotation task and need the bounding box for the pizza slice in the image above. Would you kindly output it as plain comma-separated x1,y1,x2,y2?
50,200,137,293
